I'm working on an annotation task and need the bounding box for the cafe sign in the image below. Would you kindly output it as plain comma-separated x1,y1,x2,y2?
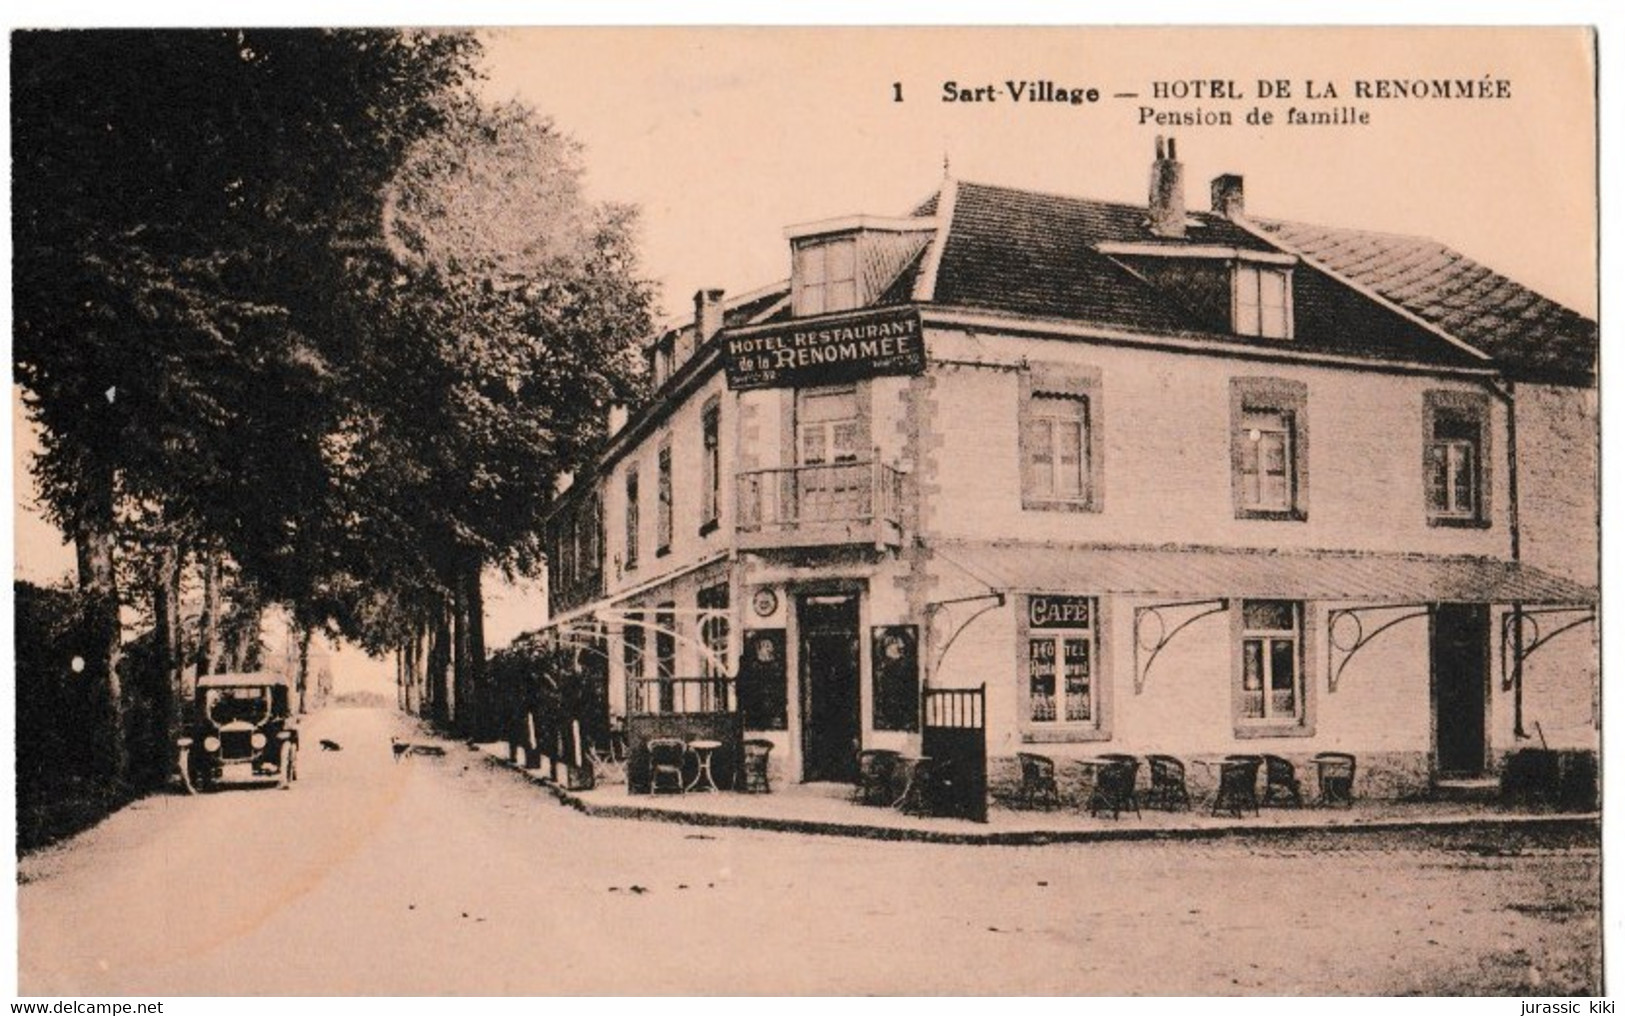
1027,595,1092,630
722,307,924,391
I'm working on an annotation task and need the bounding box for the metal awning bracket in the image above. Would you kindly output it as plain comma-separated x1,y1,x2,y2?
1326,604,1431,693
1500,605,1596,692
1133,598,1229,693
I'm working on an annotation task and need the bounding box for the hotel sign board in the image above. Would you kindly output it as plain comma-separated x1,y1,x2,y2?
722,307,925,391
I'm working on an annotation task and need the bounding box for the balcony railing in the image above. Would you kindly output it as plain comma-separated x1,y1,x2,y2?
735,459,904,550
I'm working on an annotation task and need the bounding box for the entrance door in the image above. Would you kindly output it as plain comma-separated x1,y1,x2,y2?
1433,603,1490,776
799,593,861,782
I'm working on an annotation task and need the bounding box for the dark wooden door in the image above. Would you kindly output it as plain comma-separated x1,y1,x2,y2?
1433,603,1490,776
799,594,861,782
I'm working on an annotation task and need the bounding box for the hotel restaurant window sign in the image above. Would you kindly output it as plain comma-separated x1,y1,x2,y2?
722,307,925,391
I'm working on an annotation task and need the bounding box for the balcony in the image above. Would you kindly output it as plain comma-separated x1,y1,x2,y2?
736,460,904,551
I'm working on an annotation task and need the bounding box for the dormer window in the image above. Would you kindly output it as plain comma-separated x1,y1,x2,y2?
793,236,858,316
1234,263,1292,339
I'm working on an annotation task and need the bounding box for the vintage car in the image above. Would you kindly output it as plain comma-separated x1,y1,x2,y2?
178,672,299,792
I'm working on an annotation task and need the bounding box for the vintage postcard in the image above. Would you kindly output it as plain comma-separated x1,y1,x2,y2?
9,24,1603,998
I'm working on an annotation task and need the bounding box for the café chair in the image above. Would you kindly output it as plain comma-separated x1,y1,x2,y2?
1088,754,1141,819
855,749,902,806
740,738,775,794
1312,752,1357,807
1212,756,1262,818
1017,751,1062,810
646,737,688,795
1145,754,1192,811
1261,754,1304,808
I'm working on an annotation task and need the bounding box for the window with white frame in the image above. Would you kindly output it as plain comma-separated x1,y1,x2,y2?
793,237,859,317
1233,263,1292,339
1425,395,1489,525
1024,596,1099,729
797,387,862,465
1238,600,1303,724
1022,394,1089,504
1238,409,1295,512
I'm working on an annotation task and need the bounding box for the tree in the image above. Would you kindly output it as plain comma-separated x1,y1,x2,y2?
12,29,483,781
345,98,652,733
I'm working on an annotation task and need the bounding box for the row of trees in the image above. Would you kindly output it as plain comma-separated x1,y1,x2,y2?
13,30,651,791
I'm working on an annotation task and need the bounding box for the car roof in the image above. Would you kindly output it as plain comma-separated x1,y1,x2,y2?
197,672,293,690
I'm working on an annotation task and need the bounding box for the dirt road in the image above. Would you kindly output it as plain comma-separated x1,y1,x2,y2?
17,706,1601,994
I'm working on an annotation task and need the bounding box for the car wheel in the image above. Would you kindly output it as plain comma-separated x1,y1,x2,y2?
280,741,297,788
178,747,198,795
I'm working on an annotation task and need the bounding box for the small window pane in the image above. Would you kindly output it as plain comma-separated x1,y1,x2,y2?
801,243,827,284
1244,600,1295,632
1241,640,1266,717
1063,639,1091,721
1028,639,1057,722
826,240,856,282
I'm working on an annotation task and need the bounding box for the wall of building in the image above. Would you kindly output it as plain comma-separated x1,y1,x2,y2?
923,328,1510,558
602,373,733,600
1515,382,1599,588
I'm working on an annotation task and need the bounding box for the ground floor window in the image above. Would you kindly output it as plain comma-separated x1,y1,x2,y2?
1238,599,1304,727
1022,595,1101,737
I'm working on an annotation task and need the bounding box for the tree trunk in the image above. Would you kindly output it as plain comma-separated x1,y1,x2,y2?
464,560,487,740
451,569,473,737
153,544,184,740
427,602,452,727
196,550,221,679
296,625,312,714
74,474,125,787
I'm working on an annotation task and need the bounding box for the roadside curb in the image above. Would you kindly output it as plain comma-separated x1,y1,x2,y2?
472,749,1601,846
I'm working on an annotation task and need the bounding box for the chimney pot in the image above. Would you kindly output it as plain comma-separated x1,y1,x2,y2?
694,288,726,343
1211,174,1245,219
1147,136,1186,239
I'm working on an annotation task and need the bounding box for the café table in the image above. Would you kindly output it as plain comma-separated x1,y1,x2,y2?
686,739,724,792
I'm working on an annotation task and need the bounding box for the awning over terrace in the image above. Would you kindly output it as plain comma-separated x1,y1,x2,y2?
931,540,1596,605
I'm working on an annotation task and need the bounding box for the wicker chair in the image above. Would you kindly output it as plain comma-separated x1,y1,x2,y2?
1086,754,1141,819
1312,752,1357,807
1261,754,1304,808
646,737,688,795
739,739,775,794
1017,752,1062,810
1145,754,1192,811
855,749,902,806
1212,755,1262,818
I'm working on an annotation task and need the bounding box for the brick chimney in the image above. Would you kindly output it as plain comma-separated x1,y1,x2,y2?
1147,136,1186,239
1211,173,1245,219
694,288,726,343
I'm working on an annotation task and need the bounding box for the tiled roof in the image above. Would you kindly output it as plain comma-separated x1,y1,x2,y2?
936,540,1596,604
928,182,1486,370
1250,220,1596,384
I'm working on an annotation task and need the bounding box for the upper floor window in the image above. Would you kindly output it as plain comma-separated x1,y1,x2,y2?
1424,391,1492,527
1022,395,1089,505
1233,264,1292,339
656,439,673,556
1239,409,1295,512
1230,378,1308,521
623,465,640,571
700,399,721,531
793,237,858,317
1020,366,1104,513
797,387,862,465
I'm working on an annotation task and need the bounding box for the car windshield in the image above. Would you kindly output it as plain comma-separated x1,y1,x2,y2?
205,687,272,726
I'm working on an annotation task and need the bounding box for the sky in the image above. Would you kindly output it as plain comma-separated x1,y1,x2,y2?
476,26,1598,324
